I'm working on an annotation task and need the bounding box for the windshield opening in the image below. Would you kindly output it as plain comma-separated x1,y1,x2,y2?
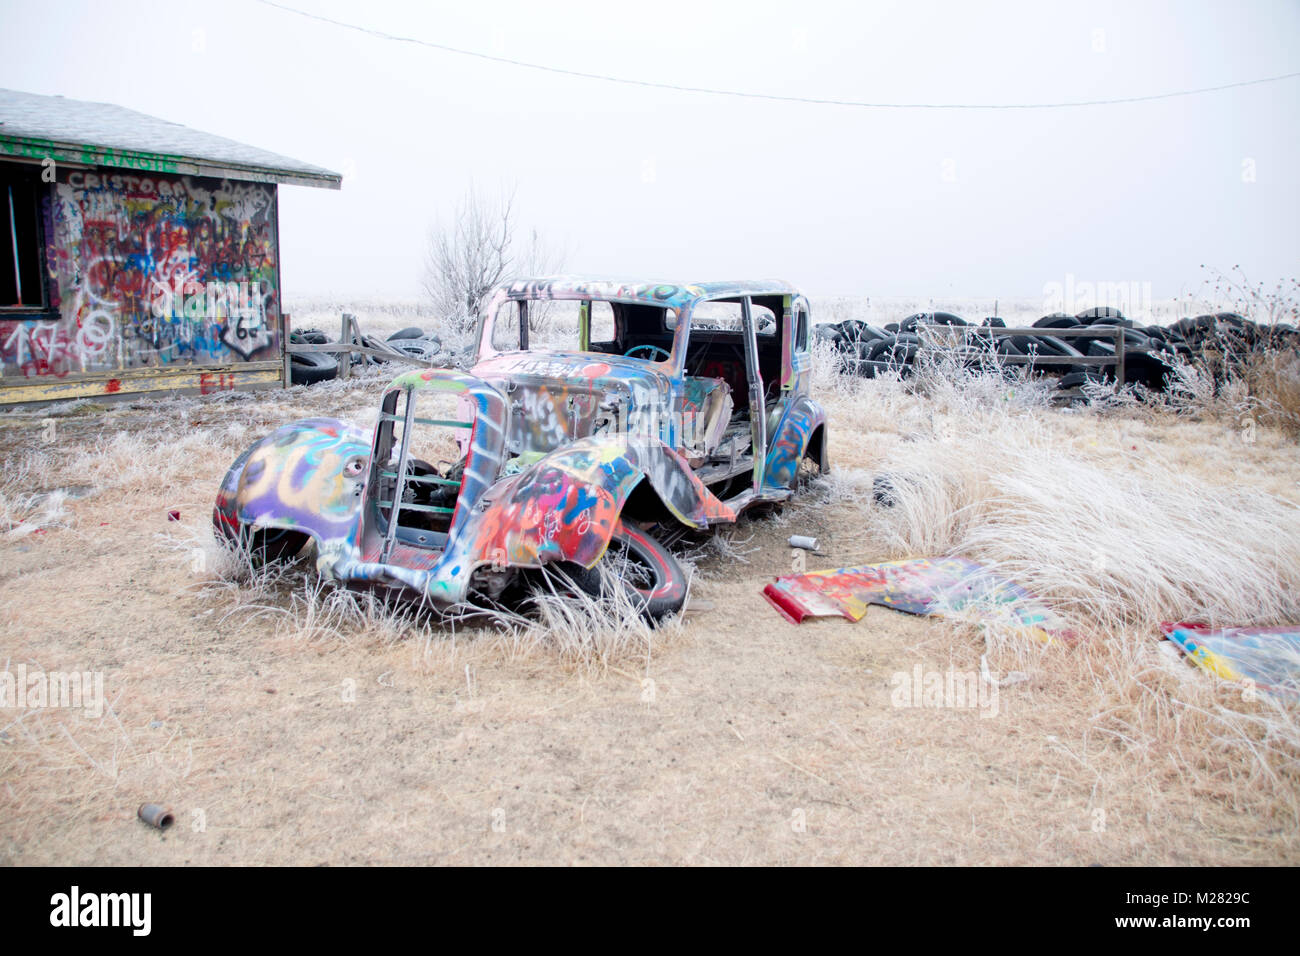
488,298,677,360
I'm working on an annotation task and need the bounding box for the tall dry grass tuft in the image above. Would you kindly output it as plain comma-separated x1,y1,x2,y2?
471,564,678,669
1161,267,1300,437
849,399,1300,635
1243,350,1300,439
0,449,70,537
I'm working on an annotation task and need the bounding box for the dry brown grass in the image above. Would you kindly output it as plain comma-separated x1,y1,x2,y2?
1,346,1297,865
1243,350,1300,439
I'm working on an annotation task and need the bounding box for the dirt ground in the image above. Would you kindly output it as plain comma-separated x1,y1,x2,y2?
1,366,1297,866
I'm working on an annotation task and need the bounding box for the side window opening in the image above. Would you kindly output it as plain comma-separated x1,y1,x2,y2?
490,300,525,352
689,299,745,332
750,303,778,336
1,166,46,309
683,297,783,419
584,300,616,351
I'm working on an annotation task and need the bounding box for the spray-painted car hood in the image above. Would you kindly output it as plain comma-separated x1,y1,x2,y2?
469,350,680,454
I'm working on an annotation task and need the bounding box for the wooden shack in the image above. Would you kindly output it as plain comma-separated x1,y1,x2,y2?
0,88,340,404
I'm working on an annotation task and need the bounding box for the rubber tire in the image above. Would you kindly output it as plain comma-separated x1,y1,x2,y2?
391,338,442,362
233,524,309,567
836,320,876,345
387,327,426,342
1076,307,1127,323
572,524,687,622
1092,325,1152,349
813,324,845,349
868,337,918,373
1017,335,1081,372
867,335,901,361
1057,370,1101,391
290,350,338,385
1036,335,1082,356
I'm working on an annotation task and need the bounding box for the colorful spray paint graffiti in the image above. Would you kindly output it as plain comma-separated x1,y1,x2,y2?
1,169,279,382
215,278,828,617
764,556,1074,643
1160,622,1300,699
763,396,825,491
215,418,371,541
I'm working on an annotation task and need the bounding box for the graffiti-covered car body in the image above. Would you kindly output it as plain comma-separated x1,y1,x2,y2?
214,277,829,618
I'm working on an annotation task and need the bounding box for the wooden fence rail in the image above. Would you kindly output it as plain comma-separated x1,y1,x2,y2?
282,313,438,386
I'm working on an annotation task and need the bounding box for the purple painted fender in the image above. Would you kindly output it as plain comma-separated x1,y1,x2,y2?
213,417,371,546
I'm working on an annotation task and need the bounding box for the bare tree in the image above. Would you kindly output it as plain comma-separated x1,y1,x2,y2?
422,185,567,333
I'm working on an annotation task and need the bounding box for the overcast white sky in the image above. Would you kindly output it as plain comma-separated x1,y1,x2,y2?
1,0,1297,302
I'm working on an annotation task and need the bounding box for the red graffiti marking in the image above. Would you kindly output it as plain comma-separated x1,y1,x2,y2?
105,378,122,393
199,373,235,394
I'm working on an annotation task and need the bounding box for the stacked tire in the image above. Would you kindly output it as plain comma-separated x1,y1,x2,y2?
819,306,1298,398
289,329,339,385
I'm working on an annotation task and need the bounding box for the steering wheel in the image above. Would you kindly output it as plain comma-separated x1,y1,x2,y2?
624,344,671,362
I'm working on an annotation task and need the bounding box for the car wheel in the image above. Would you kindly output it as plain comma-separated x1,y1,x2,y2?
231,524,310,567
572,524,688,621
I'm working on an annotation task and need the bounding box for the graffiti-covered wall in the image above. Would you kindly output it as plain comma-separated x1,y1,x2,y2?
1,167,281,392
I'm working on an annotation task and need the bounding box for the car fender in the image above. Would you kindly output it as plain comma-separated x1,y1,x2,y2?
213,417,371,547
451,434,736,570
762,396,827,490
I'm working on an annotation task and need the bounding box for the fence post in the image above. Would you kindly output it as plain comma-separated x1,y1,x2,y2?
1114,327,1125,390
340,313,354,381
282,313,292,388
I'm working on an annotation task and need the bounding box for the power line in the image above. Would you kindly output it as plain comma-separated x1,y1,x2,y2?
256,0,1300,110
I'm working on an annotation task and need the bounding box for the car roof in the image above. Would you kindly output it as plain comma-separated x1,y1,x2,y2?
499,276,798,310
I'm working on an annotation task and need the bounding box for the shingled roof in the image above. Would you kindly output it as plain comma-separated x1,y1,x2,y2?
0,88,340,189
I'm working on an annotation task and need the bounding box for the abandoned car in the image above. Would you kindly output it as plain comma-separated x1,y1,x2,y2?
213,277,829,618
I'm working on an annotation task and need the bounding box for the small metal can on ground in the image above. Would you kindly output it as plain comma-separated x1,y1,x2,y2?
138,803,175,830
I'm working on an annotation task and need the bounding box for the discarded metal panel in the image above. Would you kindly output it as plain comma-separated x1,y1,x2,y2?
1160,622,1300,699
764,556,1073,643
